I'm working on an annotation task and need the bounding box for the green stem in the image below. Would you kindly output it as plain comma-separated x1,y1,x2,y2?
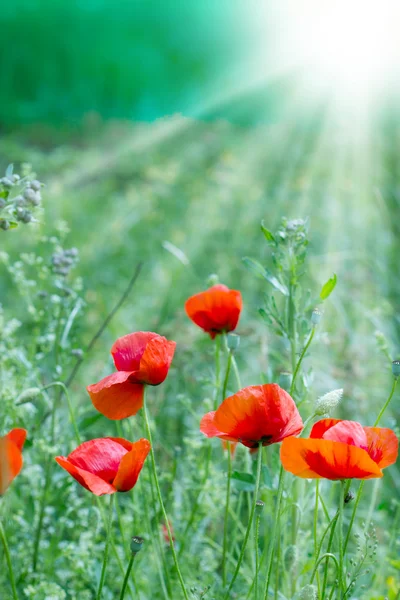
314,480,319,558
343,377,397,554
222,443,232,587
96,494,115,599
263,465,285,600
254,515,261,600
289,327,315,397
214,335,221,409
374,377,397,426
337,482,346,598
120,554,136,600
0,518,19,600
142,389,189,600
321,482,350,598
310,553,340,584
223,443,263,600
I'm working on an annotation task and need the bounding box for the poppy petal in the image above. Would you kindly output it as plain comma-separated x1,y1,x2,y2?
67,438,128,481
55,456,116,496
185,285,242,337
113,438,151,491
87,371,144,420
0,436,24,495
322,420,368,450
213,384,303,447
310,419,342,439
7,428,27,451
364,427,399,469
199,412,237,442
135,336,176,385
280,437,383,480
111,332,159,372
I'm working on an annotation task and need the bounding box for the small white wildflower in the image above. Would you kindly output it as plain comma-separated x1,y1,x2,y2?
315,388,343,416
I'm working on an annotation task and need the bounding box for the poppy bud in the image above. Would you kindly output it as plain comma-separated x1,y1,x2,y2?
284,544,298,571
255,500,265,517
345,490,355,504
16,387,41,403
314,388,343,416
299,584,318,600
311,308,322,325
207,273,219,286
0,220,10,230
278,371,292,391
227,333,240,353
130,536,144,554
392,360,400,378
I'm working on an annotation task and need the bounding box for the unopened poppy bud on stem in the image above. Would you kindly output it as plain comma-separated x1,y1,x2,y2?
311,308,322,325
314,388,343,416
255,500,264,517
392,360,400,378
207,273,219,286
130,536,144,554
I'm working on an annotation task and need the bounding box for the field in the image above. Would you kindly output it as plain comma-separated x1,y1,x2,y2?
0,114,399,600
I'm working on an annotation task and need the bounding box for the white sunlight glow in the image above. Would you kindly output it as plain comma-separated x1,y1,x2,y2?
261,0,400,106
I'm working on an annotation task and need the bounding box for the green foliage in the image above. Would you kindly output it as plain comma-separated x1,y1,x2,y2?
0,119,399,600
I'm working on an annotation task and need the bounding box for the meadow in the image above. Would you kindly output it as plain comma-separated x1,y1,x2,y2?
0,114,399,600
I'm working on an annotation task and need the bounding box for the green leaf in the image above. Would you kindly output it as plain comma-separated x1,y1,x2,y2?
231,471,255,492
243,257,288,295
260,221,276,244
320,273,337,300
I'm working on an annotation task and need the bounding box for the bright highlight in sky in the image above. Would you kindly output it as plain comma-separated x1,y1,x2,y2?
265,0,400,104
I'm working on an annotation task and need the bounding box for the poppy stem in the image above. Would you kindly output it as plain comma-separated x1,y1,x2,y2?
321,480,351,598
254,512,261,600
0,517,19,600
343,376,398,555
223,442,263,600
262,465,285,600
119,554,136,600
337,481,346,597
289,326,315,397
222,440,232,587
96,494,115,600
142,390,189,600
214,335,221,409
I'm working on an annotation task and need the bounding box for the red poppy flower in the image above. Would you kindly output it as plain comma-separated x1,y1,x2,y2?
185,284,242,339
0,428,27,495
200,384,303,449
280,418,399,480
87,332,176,420
55,437,151,496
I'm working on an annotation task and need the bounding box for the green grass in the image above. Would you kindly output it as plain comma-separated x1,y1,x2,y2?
0,115,399,599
